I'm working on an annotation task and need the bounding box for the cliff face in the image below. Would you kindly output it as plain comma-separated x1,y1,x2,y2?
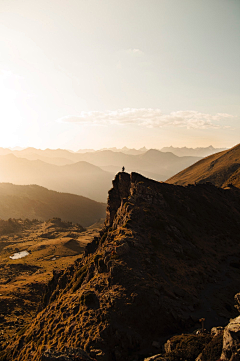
3,172,240,361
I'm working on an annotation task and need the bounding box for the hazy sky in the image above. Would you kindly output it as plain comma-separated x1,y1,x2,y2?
0,0,239,150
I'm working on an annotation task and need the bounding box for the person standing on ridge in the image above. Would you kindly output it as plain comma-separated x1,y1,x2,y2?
122,166,125,172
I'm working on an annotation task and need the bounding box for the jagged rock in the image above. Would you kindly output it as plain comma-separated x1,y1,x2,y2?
221,315,240,360
234,293,240,313
105,172,130,227
4,172,240,361
115,242,130,255
89,348,106,361
164,338,177,354
211,326,224,337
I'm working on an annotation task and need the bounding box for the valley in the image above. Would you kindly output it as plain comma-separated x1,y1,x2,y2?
0,143,240,360
1,165,240,360
0,218,104,350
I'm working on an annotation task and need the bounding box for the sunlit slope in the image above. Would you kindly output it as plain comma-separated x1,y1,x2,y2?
0,183,106,226
167,143,240,188
0,155,113,202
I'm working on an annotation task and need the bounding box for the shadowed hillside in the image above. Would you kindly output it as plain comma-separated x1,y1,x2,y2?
167,143,240,188
0,183,106,227
3,172,240,361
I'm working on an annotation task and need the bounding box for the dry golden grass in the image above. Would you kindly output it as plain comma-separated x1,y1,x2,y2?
167,143,240,188
0,218,103,347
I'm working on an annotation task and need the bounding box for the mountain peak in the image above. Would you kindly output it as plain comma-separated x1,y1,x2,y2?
4,172,240,360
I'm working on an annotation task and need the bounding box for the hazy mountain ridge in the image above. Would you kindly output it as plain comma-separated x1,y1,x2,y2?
0,148,202,195
161,145,226,157
0,154,113,202
0,146,225,188
4,172,240,361
0,183,106,227
167,143,240,188
0,145,224,159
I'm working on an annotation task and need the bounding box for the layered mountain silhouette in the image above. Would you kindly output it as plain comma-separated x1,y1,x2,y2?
0,155,113,202
0,147,201,183
0,183,106,227
161,145,226,157
167,143,240,188
77,146,224,157
4,172,240,361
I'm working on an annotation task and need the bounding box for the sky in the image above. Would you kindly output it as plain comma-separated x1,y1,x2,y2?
0,0,239,150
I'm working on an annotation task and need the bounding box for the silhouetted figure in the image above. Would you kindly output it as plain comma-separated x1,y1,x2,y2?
122,166,125,172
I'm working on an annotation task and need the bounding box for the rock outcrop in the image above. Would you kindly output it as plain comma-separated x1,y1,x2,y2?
220,316,240,360
2,172,240,361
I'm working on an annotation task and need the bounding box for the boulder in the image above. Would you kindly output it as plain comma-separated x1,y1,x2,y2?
221,315,240,360
211,326,224,337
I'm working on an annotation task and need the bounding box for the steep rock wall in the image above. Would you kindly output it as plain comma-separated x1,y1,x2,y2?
3,172,240,361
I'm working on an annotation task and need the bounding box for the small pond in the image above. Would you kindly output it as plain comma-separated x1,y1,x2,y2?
10,251,29,260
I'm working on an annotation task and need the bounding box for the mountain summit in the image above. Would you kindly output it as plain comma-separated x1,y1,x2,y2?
3,172,240,360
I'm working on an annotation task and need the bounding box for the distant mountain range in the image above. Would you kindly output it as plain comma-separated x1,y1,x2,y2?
76,145,225,157
0,145,225,160
0,150,200,197
0,183,106,226
0,155,113,202
167,143,240,188
0,145,229,202
77,146,148,155
160,145,226,157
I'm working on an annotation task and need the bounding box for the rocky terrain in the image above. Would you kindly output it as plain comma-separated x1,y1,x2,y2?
167,143,240,189
2,172,240,360
0,218,103,352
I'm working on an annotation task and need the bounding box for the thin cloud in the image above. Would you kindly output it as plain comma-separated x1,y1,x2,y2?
57,109,234,129
126,48,144,56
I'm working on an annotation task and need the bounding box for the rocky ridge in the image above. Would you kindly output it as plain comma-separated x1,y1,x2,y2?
2,172,240,360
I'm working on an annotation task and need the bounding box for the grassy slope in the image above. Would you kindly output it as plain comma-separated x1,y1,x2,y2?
167,143,240,188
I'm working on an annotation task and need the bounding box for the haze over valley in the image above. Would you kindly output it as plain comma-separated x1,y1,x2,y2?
0,146,225,202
